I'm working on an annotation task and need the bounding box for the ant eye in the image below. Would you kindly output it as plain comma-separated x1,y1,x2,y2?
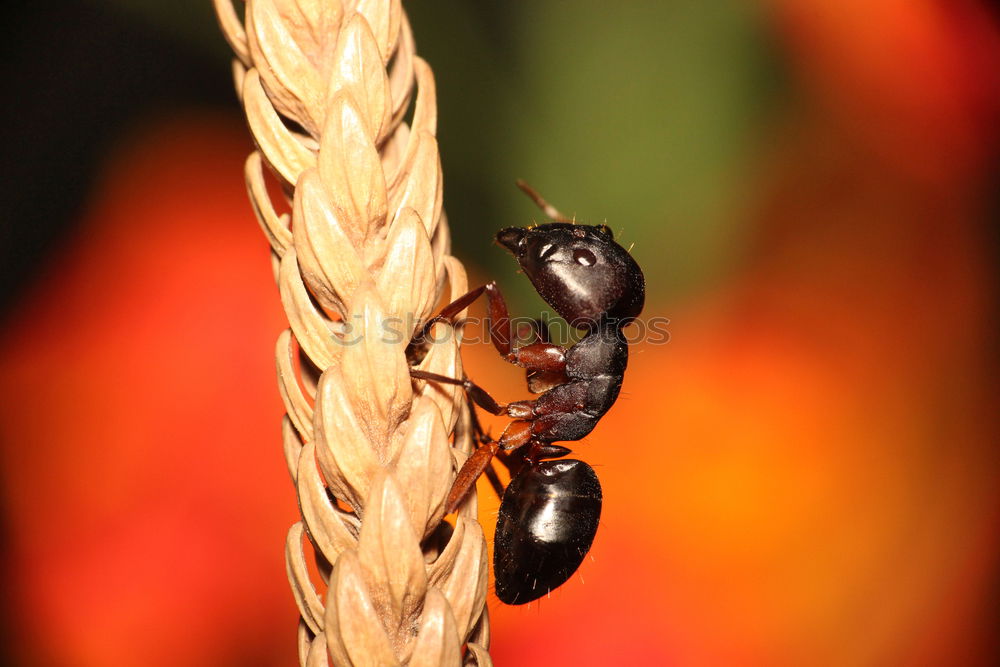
573,248,597,266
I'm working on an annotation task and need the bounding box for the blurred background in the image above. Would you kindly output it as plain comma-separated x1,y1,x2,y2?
1,1,998,664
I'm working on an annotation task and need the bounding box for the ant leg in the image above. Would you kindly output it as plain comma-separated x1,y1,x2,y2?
511,343,567,373
515,317,567,394
410,369,539,422
463,390,491,445
411,368,538,508
415,284,487,343
462,392,507,500
515,179,574,223
484,282,512,356
446,440,499,512
410,369,504,416
446,420,533,512
483,284,568,375
414,368,507,510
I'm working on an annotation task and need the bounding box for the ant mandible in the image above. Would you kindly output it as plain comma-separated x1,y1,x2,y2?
410,181,645,604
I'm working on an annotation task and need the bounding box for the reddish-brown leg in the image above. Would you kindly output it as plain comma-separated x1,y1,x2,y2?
484,282,512,356
520,318,568,393
482,284,568,374
445,440,499,512
461,389,506,500
415,284,488,343
410,368,528,507
510,343,567,372
410,369,504,415
445,419,533,513
421,282,567,373
413,287,574,510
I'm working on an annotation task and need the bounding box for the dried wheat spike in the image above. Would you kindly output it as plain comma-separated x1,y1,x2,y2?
213,1,492,663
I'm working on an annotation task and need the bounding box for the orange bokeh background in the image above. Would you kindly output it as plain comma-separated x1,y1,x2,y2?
1,2,998,665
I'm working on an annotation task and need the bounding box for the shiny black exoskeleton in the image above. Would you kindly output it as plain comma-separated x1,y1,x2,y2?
493,222,643,448
493,459,602,604
410,183,645,605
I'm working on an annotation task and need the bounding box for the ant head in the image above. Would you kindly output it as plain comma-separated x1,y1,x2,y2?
497,223,645,329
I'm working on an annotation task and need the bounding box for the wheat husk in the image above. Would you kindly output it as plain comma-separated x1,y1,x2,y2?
213,1,491,663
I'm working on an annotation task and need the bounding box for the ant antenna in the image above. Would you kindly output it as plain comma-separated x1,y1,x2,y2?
515,179,573,223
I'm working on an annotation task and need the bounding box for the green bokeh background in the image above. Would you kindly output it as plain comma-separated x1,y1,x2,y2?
105,0,786,312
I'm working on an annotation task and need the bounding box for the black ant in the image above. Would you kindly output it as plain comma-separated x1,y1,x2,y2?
410,181,645,604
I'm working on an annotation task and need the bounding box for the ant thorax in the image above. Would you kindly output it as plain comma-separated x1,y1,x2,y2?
565,324,629,382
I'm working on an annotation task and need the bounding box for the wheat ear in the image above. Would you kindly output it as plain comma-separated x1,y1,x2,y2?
213,1,492,663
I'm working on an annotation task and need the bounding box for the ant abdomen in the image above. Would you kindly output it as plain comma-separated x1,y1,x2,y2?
493,459,602,605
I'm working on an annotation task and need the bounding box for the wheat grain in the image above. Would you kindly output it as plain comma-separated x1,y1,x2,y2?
213,1,492,663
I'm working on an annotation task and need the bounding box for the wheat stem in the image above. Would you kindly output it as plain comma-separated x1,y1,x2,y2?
213,1,492,663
